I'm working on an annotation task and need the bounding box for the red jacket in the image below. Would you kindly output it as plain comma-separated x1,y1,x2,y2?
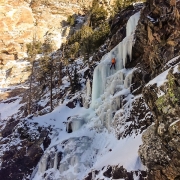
112,58,116,64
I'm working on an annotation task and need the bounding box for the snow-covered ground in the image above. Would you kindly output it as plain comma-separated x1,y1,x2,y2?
29,102,146,180
0,97,22,120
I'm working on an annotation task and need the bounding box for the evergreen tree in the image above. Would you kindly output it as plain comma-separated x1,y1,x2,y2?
91,22,110,49
114,0,145,13
90,0,108,28
26,38,42,115
71,65,81,93
67,15,76,26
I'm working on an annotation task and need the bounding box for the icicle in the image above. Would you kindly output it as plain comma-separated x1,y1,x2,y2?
38,154,48,174
53,152,58,170
115,96,121,110
106,109,112,130
86,78,91,98
100,111,106,125
124,72,133,89
117,42,123,70
82,78,92,108
111,99,117,112
91,66,101,107
71,118,84,132
119,71,124,84
59,162,69,173
70,155,79,166
110,79,117,95
126,11,140,36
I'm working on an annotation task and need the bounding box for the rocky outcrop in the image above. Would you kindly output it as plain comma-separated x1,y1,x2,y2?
132,0,180,77
139,64,180,180
121,1,180,179
0,118,51,180
0,60,31,90
112,93,153,139
84,165,148,180
0,0,35,62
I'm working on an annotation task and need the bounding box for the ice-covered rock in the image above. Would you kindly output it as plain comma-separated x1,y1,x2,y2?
66,115,85,133
33,136,93,180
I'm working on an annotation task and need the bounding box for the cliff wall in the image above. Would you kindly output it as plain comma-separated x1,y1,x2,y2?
0,0,94,63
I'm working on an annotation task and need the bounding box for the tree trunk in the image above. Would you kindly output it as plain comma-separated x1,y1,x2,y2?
59,62,62,86
59,46,64,86
28,60,35,115
50,60,53,112
67,67,72,87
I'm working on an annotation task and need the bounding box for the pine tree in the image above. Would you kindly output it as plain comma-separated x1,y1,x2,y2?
71,65,81,93
67,15,76,26
40,40,54,111
26,37,41,115
90,0,108,28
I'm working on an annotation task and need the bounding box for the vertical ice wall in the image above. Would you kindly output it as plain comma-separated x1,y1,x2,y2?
91,11,140,108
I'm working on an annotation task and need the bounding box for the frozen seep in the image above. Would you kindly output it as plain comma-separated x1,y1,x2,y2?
53,152,58,169
91,11,140,108
37,147,61,176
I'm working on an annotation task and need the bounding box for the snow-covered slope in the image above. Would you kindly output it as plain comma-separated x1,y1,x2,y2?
26,11,148,180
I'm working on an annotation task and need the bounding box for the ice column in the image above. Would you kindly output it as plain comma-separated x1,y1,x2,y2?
86,78,91,98
83,79,92,108
38,154,48,174
124,72,133,89
126,11,140,36
53,152,58,169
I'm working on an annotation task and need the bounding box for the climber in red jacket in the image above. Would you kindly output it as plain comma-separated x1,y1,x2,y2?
110,57,116,70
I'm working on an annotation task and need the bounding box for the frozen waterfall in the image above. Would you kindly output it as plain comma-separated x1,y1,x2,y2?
31,11,142,180
91,11,140,109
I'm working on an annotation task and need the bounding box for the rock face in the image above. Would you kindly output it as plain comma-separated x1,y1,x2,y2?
139,65,180,180
0,0,94,90
132,0,180,179
0,0,34,62
0,0,93,64
0,60,31,88
132,0,180,77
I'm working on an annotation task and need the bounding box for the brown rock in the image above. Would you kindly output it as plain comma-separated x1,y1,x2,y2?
0,0,95,63
0,53,15,61
169,120,180,137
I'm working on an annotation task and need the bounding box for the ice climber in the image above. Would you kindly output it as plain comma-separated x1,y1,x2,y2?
110,57,116,70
